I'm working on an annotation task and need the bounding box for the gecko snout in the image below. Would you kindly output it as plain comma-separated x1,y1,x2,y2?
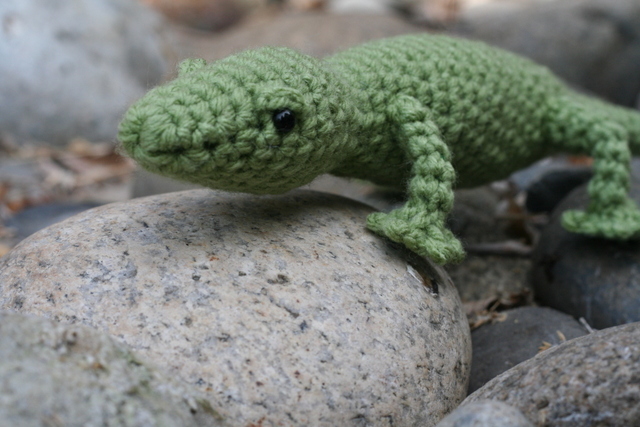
119,93,200,160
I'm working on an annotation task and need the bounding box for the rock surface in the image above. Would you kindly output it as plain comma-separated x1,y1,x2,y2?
468,307,588,393
531,161,640,329
0,310,222,427
0,189,471,427
0,0,168,146
435,400,534,427
466,322,640,426
452,0,640,107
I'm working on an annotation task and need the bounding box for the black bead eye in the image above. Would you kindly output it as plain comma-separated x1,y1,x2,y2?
272,109,296,133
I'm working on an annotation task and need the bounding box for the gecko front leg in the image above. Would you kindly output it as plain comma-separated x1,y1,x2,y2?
366,95,465,265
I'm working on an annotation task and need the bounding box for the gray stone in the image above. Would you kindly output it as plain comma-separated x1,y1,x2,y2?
0,0,168,146
435,400,534,427
0,310,222,427
452,0,640,107
468,307,588,393
465,322,640,426
531,160,640,329
0,189,471,427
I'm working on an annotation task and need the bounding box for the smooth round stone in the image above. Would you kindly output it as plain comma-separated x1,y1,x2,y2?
0,189,471,426
469,307,588,393
435,400,533,427
465,322,640,426
0,0,167,146
531,163,640,328
0,311,221,427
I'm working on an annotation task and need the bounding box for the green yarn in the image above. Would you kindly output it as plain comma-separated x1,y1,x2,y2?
118,34,640,265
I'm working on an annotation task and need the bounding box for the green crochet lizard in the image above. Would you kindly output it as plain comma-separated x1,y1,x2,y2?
118,34,640,265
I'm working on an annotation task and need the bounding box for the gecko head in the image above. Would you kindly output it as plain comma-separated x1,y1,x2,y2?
118,47,352,194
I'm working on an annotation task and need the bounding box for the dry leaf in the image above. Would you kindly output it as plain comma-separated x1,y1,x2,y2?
465,289,531,330
538,341,553,352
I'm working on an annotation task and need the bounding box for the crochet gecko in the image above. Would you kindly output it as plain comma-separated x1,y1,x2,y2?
118,34,640,265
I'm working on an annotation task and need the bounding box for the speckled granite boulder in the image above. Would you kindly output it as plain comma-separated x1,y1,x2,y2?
0,311,222,427
435,400,533,427
469,307,588,393
0,189,471,427
465,322,640,426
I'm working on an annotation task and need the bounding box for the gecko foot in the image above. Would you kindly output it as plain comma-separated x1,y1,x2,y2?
562,200,640,240
366,211,465,265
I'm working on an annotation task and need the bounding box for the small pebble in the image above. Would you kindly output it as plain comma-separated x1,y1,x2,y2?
435,400,534,427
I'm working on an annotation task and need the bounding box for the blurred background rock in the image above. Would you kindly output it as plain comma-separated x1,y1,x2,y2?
0,0,168,148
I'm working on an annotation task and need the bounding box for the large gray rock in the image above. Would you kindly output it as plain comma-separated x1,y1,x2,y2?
0,189,471,426
0,0,168,146
452,0,640,107
465,322,640,426
435,400,533,427
0,311,222,427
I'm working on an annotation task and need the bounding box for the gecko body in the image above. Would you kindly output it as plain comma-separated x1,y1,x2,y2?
118,34,640,264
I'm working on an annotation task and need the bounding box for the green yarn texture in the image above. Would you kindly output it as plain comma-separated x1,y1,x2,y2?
118,34,640,265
